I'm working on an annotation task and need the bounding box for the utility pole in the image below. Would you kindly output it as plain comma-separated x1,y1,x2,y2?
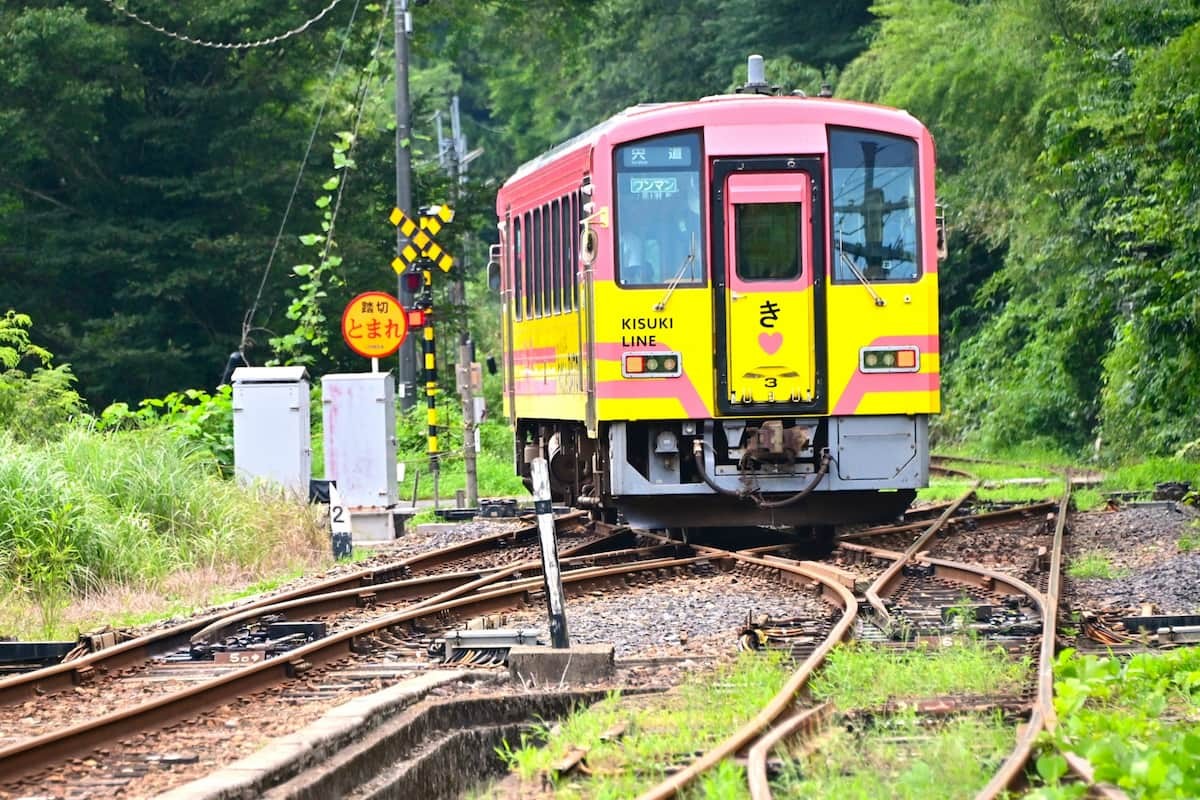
394,0,416,410
442,96,478,508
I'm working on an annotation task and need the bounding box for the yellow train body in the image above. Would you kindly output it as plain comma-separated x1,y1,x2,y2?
496,92,941,530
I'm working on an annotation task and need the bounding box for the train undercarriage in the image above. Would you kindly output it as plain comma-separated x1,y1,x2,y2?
515,414,927,531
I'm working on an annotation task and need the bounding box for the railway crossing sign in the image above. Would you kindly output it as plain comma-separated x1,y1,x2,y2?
341,291,408,358
389,205,455,273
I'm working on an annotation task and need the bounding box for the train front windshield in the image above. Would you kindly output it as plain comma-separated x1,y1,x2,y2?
830,129,920,283
614,132,705,287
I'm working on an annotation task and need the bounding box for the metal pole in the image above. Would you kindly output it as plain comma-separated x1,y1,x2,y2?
394,0,416,410
458,339,478,507
421,264,440,507
530,458,569,648
446,100,479,508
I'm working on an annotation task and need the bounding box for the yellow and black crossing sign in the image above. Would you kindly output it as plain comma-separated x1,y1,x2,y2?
389,205,455,273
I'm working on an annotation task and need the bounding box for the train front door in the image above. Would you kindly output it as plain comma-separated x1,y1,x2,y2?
711,158,827,416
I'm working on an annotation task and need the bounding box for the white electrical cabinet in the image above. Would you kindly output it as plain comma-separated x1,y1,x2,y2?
322,372,398,509
231,366,311,496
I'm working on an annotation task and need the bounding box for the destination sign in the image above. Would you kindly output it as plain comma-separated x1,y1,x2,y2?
621,144,695,169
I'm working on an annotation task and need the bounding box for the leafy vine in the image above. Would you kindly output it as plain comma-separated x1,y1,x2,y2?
269,131,355,365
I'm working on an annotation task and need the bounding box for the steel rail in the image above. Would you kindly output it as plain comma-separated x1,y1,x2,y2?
839,499,1056,541
0,552,718,782
972,470,1069,799
862,482,979,623
187,529,637,645
0,514,587,706
635,551,858,800
740,535,1046,799
746,703,834,799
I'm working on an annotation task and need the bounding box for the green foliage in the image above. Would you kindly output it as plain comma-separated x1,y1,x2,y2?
1066,551,1127,580
843,1,1200,457
270,132,354,366
0,426,323,635
98,386,235,473
811,639,1030,708
0,310,84,442
393,398,528,499
1035,648,1200,799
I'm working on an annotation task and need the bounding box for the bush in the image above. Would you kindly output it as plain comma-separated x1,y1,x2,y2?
98,386,235,474
0,310,84,442
0,426,325,635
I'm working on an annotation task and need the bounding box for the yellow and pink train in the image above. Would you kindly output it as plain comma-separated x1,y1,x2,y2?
493,67,942,533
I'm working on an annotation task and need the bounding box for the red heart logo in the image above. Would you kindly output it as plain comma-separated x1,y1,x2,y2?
758,332,783,354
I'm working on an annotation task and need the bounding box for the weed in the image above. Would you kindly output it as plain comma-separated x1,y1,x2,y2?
480,652,790,797
1178,522,1200,553
811,639,1029,708
775,710,1013,798
1031,648,1200,797
0,426,327,638
1065,551,1127,580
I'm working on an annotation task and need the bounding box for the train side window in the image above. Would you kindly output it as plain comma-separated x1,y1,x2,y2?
829,129,920,283
513,216,523,321
614,131,705,287
561,195,573,312
571,191,581,309
550,199,561,314
522,212,533,318
532,206,543,318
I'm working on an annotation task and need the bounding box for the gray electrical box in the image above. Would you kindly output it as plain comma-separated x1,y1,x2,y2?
231,366,311,496
322,372,398,509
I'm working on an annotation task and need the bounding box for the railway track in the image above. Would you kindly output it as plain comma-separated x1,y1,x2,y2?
0,470,1135,798
631,461,1109,800
4,511,799,797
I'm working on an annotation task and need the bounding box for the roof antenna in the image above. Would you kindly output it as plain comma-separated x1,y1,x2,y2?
736,54,778,96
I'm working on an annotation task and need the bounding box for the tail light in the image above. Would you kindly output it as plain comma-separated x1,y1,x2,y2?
860,346,919,373
623,352,682,378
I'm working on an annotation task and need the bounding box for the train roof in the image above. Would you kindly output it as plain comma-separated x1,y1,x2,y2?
502,94,927,188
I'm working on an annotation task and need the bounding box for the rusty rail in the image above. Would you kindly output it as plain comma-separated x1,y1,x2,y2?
862,483,979,624
0,514,589,706
0,551,716,782
973,472,1069,799
635,552,858,800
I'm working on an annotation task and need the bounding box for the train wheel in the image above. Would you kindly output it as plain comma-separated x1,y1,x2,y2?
667,527,691,544
809,525,836,558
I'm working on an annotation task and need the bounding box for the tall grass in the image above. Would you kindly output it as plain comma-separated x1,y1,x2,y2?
0,426,326,636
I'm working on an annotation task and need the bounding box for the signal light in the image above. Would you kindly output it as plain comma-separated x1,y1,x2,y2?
860,346,920,373
406,309,426,329
402,269,423,293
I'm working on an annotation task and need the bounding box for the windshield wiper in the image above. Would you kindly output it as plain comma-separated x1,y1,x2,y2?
838,234,885,307
654,232,697,312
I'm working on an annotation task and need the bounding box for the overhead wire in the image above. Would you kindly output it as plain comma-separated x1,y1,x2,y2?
101,0,348,50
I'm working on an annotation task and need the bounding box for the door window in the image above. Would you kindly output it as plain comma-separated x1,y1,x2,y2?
735,203,801,281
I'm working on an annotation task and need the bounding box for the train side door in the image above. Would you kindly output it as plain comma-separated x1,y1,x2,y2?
711,158,827,416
